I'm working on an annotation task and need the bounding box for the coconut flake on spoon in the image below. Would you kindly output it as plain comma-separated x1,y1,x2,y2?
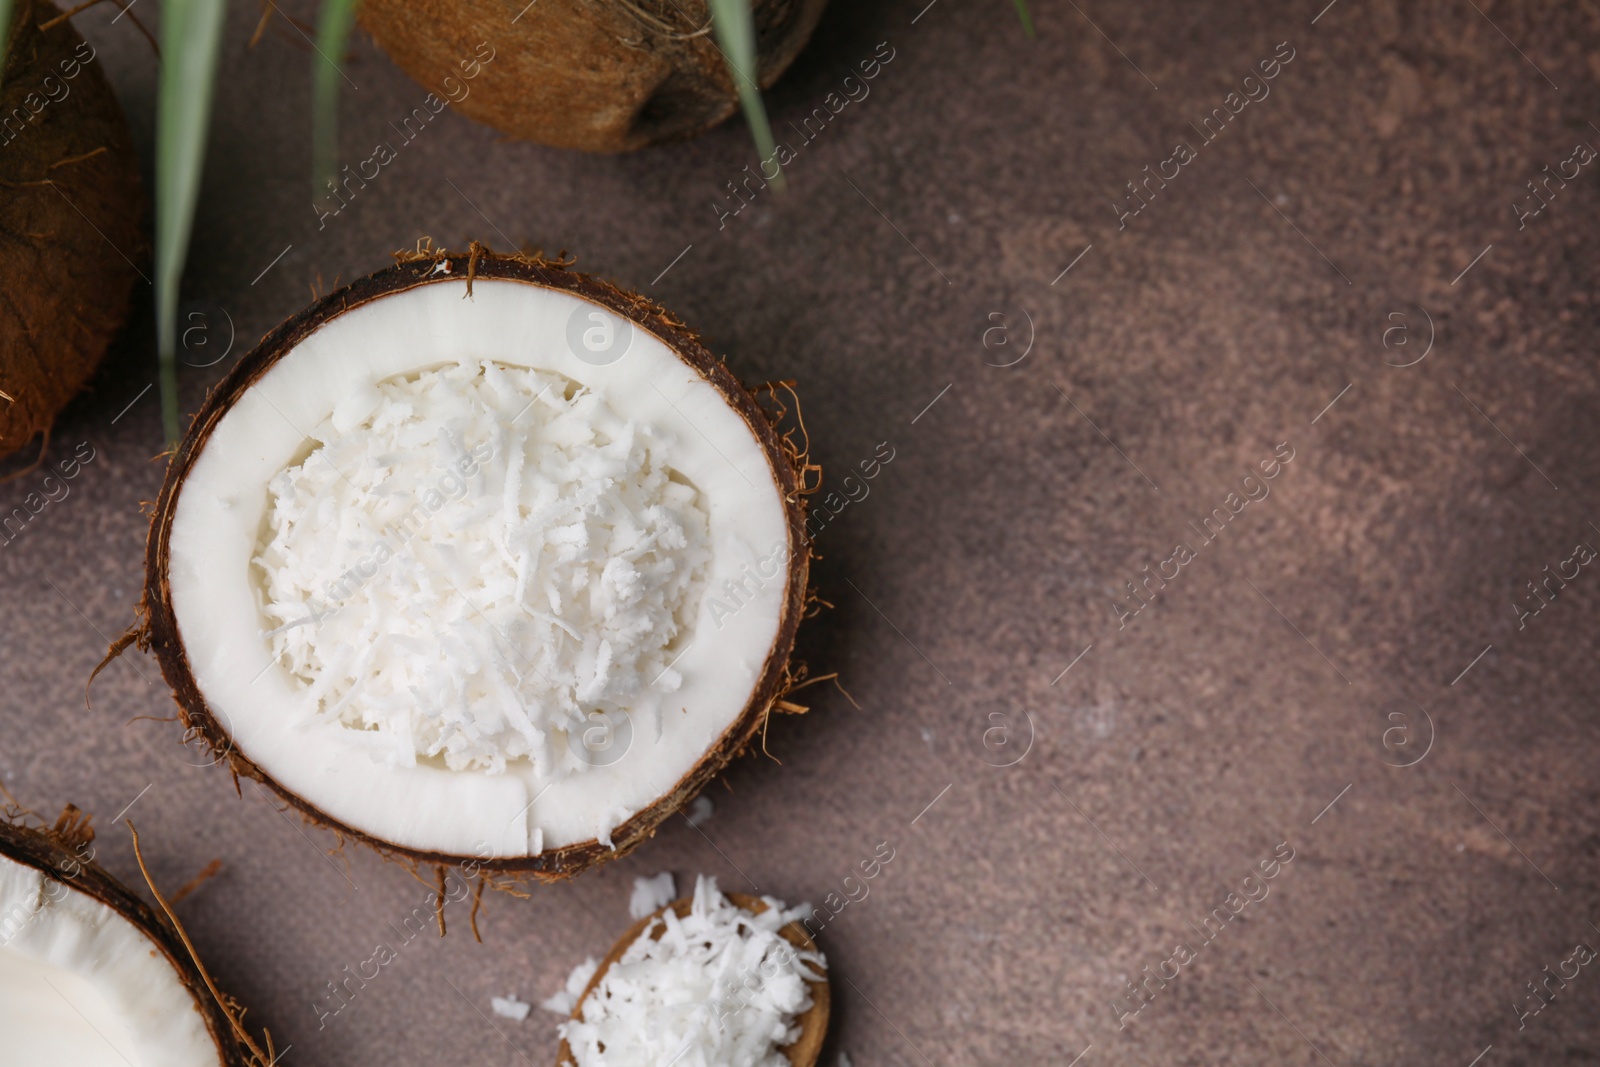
0,806,260,1067
142,246,813,879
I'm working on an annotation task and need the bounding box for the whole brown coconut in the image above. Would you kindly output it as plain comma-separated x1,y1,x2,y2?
359,0,829,152
0,0,143,461
139,245,817,885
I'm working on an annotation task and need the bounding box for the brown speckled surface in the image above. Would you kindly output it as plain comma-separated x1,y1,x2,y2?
3,1,1599,1064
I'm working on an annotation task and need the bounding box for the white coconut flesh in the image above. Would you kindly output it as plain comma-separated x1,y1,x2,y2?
0,853,222,1067
165,279,791,858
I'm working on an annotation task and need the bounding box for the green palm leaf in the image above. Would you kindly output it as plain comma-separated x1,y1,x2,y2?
0,0,16,84
155,0,226,444
312,0,360,195
1013,0,1036,37
707,0,784,191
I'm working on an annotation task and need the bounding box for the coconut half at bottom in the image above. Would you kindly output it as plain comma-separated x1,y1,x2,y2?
557,887,829,1067
0,807,253,1067
142,247,813,879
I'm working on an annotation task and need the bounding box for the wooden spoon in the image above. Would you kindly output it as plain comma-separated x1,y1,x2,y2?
555,892,830,1067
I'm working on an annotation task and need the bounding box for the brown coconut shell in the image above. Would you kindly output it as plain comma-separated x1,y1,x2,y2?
359,0,829,152
0,804,258,1066
556,891,830,1067
0,0,143,461
141,244,815,882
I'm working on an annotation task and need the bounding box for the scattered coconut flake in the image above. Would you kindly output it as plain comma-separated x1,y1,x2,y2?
560,875,825,1067
838,1055,853,1067
491,995,531,1021
685,795,714,827
629,871,677,919
542,956,599,1016
253,360,711,778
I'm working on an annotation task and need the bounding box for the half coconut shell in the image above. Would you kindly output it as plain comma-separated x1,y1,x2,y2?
557,890,829,1067
141,245,815,881
0,804,257,1066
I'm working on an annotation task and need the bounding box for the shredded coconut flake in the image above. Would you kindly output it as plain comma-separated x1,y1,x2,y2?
629,871,677,919
559,875,825,1067
253,360,711,775
491,995,531,1021
543,957,599,1016
685,795,714,827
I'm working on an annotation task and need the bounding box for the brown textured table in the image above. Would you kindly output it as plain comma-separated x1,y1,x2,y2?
5,1,1599,1063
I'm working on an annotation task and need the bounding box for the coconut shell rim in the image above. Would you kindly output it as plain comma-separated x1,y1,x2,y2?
142,246,813,880
0,810,252,1067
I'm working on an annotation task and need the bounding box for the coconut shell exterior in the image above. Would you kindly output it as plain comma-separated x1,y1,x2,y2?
0,0,143,460
0,806,253,1067
359,0,829,152
143,246,814,882
556,891,830,1067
